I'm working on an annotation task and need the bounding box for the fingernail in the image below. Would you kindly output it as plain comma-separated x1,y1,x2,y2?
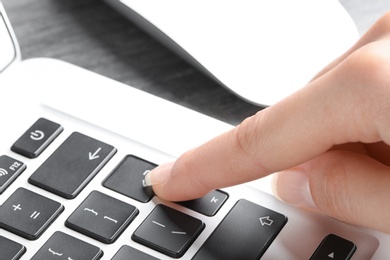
143,162,174,187
272,169,317,208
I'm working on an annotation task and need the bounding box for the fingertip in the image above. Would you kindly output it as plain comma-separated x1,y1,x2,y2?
145,160,210,202
143,162,175,187
272,169,317,209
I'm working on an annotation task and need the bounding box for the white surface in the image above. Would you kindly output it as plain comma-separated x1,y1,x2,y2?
116,0,359,106
0,57,388,259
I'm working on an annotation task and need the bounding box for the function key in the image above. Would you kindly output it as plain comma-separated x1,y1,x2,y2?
310,234,356,260
0,155,26,194
65,191,138,244
103,155,156,203
193,199,287,260
178,190,228,216
132,204,205,258
11,118,63,158
0,235,26,260
0,188,64,240
29,132,116,199
31,231,103,260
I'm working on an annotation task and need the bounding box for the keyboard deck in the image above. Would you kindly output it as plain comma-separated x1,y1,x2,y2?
0,116,380,259
0,57,384,259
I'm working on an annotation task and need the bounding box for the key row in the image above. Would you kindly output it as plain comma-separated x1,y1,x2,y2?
7,118,228,214
0,187,289,259
6,118,229,215
0,189,291,259
1,191,355,259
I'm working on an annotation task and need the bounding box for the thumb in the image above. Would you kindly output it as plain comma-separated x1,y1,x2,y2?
272,150,390,233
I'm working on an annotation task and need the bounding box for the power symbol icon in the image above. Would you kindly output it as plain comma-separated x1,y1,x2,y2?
30,130,45,141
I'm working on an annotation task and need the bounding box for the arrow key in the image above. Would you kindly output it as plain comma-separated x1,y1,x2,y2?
29,132,116,199
310,234,356,260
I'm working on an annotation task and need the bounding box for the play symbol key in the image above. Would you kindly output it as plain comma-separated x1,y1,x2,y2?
310,234,356,260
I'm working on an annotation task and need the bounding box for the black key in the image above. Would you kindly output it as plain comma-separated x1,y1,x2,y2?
65,191,138,244
178,190,228,216
0,155,26,194
11,118,63,158
0,188,64,240
31,231,103,260
192,199,287,260
310,234,356,260
29,132,116,199
111,245,159,260
0,235,26,260
132,204,205,258
103,155,156,203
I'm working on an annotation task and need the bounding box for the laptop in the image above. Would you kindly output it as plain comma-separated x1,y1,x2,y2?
0,2,389,259
103,0,360,107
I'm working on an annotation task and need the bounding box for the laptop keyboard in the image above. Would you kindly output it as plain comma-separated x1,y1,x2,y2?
0,117,378,259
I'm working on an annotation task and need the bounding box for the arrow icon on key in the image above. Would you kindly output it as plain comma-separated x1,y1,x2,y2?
259,216,273,226
89,147,101,160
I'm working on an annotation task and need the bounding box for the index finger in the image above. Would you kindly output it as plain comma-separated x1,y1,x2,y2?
146,74,363,201
147,33,390,202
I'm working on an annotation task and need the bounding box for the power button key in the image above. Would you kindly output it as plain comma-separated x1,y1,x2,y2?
11,118,63,158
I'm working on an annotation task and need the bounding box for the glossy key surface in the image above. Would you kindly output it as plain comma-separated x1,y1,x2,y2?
178,190,228,216
0,235,26,260
132,204,205,258
103,155,156,203
65,190,138,244
192,199,287,260
29,132,116,199
112,245,159,260
0,188,64,240
31,231,103,260
11,117,63,158
310,234,356,260
0,155,26,194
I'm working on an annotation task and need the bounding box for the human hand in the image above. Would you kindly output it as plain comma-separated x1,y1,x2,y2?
144,12,390,233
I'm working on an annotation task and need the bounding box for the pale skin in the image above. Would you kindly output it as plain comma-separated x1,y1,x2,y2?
145,12,390,234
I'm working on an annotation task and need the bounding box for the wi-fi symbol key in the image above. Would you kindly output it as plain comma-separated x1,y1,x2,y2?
0,168,8,177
